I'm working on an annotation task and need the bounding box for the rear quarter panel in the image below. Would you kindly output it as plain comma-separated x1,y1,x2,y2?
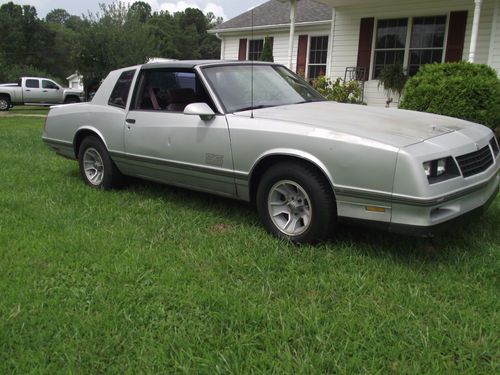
43,103,127,157
0,86,22,103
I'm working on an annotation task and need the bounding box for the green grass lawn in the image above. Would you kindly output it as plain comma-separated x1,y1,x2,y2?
0,117,499,374
8,105,49,115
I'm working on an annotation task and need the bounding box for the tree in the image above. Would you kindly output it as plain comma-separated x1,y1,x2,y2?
0,0,222,88
260,37,274,62
128,1,151,23
46,8,70,25
77,2,156,88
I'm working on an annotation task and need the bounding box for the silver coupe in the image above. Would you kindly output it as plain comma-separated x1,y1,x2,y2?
42,61,500,243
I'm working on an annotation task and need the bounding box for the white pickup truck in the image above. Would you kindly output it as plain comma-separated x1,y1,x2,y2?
0,77,85,111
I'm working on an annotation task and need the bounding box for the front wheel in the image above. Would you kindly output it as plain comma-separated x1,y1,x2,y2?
0,97,10,111
78,136,124,189
256,162,337,244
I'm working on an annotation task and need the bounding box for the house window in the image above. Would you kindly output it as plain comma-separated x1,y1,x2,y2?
373,19,408,78
248,39,264,60
408,16,447,76
308,36,329,79
372,16,447,78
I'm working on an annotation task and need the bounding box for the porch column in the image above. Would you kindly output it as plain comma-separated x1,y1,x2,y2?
469,0,483,62
287,0,297,69
326,8,336,77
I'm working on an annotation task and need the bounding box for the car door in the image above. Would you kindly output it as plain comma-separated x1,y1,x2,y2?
41,80,63,103
23,79,42,103
123,68,235,197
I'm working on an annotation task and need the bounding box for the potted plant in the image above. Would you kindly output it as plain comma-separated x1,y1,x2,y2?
377,64,407,107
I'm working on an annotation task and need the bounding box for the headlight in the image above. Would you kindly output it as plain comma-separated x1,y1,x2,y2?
422,157,460,184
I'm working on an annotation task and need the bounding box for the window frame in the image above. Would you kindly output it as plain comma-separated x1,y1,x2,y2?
42,80,59,90
129,67,217,113
25,79,40,89
306,34,330,80
108,69,137,109
247,38,265,61
369,13,450,80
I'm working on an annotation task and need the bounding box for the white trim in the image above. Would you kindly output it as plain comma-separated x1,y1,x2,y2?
246,38,265,60
305,33,330,80
326,8,336,77
469,0,483,62
488,0,500,65
209,20,333,34
288,0,297,69
403,18,413,69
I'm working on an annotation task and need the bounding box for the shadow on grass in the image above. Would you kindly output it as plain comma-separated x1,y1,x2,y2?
65,168,498,264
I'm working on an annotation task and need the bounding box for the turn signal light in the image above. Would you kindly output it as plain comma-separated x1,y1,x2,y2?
366,206,385,213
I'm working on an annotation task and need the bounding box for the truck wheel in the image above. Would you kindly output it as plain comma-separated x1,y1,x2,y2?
0,97,10,111
64,97,79,104
78,136,124,189
256,161,337,244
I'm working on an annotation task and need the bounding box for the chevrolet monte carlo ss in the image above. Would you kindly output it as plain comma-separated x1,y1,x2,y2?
42,61,500,243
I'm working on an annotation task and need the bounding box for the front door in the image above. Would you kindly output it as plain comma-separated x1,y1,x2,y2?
41,80,63,103
123,68,235,197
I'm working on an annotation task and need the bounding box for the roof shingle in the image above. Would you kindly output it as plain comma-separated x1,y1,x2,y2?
212,0,332,31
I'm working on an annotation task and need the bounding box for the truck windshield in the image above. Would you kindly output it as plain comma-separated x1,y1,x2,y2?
201,64,324,113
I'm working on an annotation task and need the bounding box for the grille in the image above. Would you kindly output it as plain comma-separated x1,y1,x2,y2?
456,145,494,178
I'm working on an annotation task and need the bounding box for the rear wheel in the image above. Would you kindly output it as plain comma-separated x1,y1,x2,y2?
256,162,337,244
0,97,10,111
78,136,124,189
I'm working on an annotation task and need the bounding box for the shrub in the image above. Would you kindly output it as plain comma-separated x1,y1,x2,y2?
377,64,407,106
400,62,500,129
313,76,363,104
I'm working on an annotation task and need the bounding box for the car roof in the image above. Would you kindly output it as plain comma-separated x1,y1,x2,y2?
140,60,279,70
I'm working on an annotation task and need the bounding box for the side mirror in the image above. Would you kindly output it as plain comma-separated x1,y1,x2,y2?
184,103,215,121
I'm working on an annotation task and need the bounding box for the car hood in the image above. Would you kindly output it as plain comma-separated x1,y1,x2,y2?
240,101,483,148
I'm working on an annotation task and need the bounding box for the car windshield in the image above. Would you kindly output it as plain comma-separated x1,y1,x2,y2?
202,64,325,113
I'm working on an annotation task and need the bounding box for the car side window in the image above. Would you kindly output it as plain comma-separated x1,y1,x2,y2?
42,80,59,89
131,69,216,113
108,70,136,109
26,79,39,88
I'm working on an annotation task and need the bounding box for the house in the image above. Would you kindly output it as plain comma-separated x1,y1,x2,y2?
66,72,84,90
210,0,500,106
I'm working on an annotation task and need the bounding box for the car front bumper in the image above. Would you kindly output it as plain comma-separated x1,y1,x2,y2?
389,170,499,237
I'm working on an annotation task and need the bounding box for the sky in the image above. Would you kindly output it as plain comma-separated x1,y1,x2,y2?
0,0,268,20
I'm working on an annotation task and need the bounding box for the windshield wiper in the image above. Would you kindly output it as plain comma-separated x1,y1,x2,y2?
293,99,325,104
234,104,276,112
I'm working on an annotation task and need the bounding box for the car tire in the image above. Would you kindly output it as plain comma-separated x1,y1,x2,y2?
0,97,10,111
78,136,124,189
256,161,337,244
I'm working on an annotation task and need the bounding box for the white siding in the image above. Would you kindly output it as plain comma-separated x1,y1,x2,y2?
218,0,498,105
220,26,330,73
330,0,496,105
